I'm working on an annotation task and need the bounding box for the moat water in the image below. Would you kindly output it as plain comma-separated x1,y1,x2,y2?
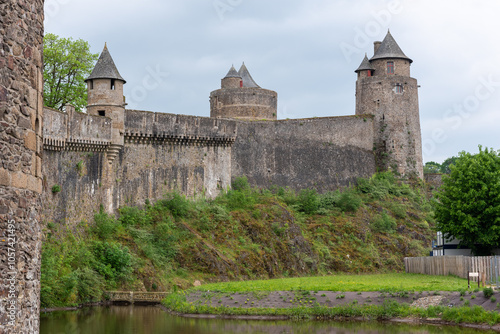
40,305,495,334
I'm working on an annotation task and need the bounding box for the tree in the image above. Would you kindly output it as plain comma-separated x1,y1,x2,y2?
423,161,441,174
440,156,458,174
434,147,500,255
43,33,98,112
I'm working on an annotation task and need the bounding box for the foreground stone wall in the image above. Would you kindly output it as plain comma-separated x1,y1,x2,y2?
232,115,376,192
0,1,44,333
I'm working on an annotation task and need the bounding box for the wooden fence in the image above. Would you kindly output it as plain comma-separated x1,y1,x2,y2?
404,256,500,285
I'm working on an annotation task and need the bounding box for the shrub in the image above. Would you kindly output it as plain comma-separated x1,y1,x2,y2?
93,211,117,240
119,206,149,226
388,203,407,219
371,212,397,233
297,189,320,214
337,190,362,212
211,205,230,222
76,160,84,176
51,184,61,193
92,241,133,283
319,191,340,210
277,187,297,206
483,287,494,299
158,192,190,219
153,222,178,260
232,176,250,191
75,267,104,303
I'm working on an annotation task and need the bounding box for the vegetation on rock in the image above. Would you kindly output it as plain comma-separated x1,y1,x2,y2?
41,172,435,308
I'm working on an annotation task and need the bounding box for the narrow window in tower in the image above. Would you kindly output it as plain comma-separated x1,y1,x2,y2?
89,80,94,90
367,70,372,77
111,79,115,90
395,84,403,94
98,110,105,116
387,61,394,74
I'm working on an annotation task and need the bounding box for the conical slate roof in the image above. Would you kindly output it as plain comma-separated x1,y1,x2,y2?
370,31,412,63
238,63,260,88
355,53,374,73
86,44,126,83
224,65,241,78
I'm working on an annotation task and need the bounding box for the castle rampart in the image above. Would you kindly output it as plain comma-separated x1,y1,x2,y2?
41,109,238,226
231,115,376,191
43,107,112,152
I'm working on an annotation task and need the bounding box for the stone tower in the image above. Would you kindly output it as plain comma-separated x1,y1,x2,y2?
210,63,277,120
355,31,423,178
85,44,126,162
0,1,44,333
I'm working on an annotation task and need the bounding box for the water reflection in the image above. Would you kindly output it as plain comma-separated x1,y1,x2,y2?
40,306,495,334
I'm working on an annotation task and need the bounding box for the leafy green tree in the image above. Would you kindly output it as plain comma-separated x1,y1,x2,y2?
440,156,458,174
434,147,500,255
423,161,441,174
43,33,98,112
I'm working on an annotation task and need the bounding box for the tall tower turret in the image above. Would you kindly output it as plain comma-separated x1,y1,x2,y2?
355,31,423,178
210,63,277,120
85,44,126,162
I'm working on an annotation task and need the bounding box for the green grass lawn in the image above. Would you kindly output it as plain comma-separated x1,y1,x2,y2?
197,273,468,293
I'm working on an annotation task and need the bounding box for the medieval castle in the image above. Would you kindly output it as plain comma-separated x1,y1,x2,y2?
41,30,423,225
0,0,422,329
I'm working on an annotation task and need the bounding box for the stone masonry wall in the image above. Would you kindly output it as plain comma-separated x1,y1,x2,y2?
232,115,376,192
41,110,237,226
0,1,44,333
43,107,112,151
108,110,236,213
41,150,107,228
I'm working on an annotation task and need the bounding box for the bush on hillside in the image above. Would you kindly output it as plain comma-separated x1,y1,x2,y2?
371,212,397,233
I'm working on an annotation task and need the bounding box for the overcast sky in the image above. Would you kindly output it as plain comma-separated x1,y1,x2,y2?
44,0,500,164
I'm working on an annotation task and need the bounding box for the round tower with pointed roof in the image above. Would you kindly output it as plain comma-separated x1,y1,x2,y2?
210,63,277,120
221,65,242,89
355,31,423,178
85,44,126,159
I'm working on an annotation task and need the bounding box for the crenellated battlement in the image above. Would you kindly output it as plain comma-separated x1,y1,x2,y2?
43,107,112,152
124,110,237,147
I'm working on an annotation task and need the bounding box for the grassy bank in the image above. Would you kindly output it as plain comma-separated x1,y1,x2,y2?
162,274,500,326
41,172,436,308
195,273,468,292
163,291,500,325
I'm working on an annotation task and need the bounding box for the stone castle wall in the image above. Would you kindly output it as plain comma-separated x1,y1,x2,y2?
232,115,376,191
40,109,379,227
41,109,237,227
0,1,45,333
109,110,236,212
43,107,112,151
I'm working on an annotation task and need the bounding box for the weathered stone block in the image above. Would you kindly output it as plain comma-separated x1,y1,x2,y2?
0,167,11,186
12,171,28,189
24,130,36,150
